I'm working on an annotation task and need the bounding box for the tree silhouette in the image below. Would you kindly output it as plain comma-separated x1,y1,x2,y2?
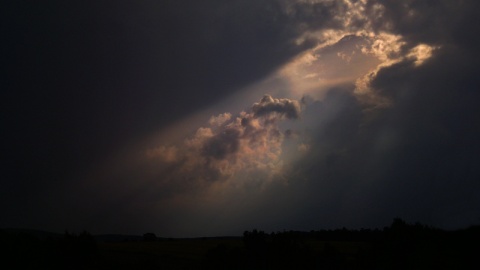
143,232,157,241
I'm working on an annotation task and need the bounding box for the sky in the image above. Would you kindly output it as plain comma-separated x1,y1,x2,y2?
2,0,480,237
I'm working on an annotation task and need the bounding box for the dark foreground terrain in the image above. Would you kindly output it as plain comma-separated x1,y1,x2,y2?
1,219,479,269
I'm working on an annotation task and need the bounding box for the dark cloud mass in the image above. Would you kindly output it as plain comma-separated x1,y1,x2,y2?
202,127,241,160
2,0,480,236
252,95,301,119
284,0,480,229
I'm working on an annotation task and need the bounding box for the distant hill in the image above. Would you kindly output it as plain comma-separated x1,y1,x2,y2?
0,228,146,242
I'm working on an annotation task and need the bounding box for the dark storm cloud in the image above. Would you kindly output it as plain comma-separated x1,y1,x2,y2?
202,127,241,160
0,0,342,232
362,47,480,227
365,0,480,47
273,0,480,230
3,0,480,236
252,95,301,119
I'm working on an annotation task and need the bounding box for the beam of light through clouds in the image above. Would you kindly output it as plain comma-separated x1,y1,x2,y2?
77,0,478,236
86,7,442,234
3,0,480,237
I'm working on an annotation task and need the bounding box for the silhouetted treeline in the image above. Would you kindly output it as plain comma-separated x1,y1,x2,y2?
204,219,480,269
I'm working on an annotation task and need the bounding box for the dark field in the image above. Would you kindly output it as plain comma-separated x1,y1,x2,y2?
96,237,371,269
1,219,479,269
97,237,243,269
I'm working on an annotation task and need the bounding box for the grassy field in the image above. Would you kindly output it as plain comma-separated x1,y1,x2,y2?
93,237,374,269
95,237,244,269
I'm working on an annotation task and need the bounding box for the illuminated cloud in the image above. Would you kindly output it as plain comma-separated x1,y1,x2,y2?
146,95,303,191
275,0,441,107
407,44,438,66
360,32,405,63
208,113,232,127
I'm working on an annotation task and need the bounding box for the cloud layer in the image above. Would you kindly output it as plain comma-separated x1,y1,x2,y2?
3,0,480,236
147,95,302,190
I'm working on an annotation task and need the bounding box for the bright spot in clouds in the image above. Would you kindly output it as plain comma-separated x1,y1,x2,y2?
407,44,438,66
